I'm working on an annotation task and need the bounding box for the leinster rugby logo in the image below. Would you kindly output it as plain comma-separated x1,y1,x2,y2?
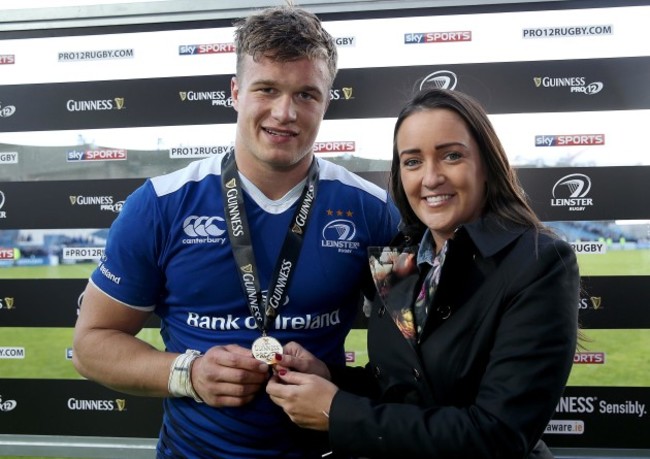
551,173,593,212
419,70,458,91
321,219,360,254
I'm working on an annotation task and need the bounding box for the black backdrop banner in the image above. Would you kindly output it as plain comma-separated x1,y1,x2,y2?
1,383,649,448
0,179,143,229
0,165,646,231
0,56,649,132
0,379,163,438
0,0,649,453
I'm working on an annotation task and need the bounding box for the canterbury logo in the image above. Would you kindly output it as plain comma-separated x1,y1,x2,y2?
182,215,226,237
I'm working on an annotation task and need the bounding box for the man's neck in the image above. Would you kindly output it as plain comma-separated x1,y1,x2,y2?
234,153,314,201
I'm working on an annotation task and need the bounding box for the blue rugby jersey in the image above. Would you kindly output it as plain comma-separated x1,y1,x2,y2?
90,153,400,458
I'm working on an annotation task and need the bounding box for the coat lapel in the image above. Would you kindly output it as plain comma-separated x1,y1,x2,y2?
369,247,421,344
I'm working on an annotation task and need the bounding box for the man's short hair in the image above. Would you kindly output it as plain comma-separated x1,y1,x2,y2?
233,5,338,86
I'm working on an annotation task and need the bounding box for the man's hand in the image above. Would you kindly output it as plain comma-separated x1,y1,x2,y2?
190,344,270,407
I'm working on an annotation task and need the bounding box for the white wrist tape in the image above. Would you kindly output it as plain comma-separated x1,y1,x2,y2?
168,349,203,403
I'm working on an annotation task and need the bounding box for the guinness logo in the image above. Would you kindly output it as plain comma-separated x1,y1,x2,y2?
591,296,602,310
115,399,126,411
241,264,253,274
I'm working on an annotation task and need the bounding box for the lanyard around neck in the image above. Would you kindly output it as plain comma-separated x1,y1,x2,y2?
220,151,319,334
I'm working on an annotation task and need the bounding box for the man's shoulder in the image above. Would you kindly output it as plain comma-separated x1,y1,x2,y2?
316,158,388,202
150,155,222,198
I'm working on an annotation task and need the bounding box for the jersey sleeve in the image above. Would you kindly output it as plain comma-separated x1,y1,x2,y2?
90,180,164,310
380,196,402,244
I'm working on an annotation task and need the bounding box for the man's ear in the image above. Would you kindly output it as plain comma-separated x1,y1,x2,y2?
231,76,239,112
324,87,332,111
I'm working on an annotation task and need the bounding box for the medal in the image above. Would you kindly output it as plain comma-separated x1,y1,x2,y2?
222,153,319,363
251,335,283,364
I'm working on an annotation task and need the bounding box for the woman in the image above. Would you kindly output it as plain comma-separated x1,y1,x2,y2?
266,88,580,459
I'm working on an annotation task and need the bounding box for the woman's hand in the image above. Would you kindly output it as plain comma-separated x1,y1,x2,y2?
266,369,338,431
273,341,331,380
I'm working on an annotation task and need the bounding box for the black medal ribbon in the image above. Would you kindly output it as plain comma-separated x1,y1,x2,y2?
221,151,319,335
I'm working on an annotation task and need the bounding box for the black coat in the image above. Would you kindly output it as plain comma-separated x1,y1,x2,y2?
329,216,579,459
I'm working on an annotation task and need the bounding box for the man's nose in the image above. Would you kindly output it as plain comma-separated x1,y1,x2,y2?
271,95,297,122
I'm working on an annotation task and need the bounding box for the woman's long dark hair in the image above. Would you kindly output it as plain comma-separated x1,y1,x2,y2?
389,88,544,244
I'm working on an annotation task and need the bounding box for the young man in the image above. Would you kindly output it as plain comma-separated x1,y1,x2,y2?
73,4,399,458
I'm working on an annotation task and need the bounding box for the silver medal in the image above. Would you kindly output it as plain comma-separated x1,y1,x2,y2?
251,335,283,364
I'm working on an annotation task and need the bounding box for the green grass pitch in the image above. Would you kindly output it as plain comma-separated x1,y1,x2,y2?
1,248,648,279
1,250,649,385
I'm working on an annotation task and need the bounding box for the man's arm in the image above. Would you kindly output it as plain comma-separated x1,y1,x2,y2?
72,282,171,396
73,282,272,405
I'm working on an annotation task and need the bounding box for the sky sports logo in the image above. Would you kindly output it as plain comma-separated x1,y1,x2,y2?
67,149,127,161
0,54,15,65
313,141,355,154
179,43,236,55
574,352,605,364
535,134,605,147
404,31,471,44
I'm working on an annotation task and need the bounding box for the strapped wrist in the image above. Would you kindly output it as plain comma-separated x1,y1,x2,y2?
168,349,203,403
